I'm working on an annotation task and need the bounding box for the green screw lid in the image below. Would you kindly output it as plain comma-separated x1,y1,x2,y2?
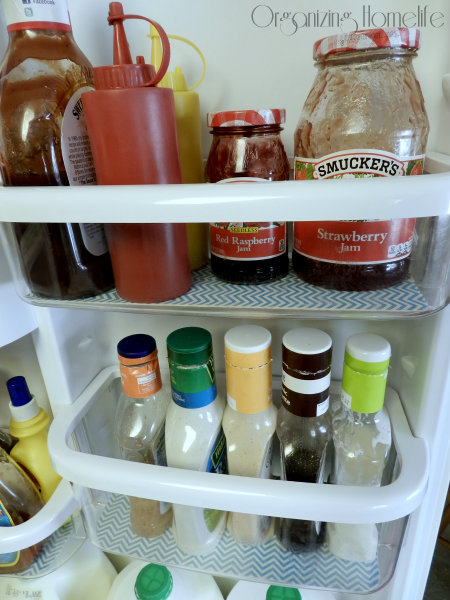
134,564,173,600
266,585,302,600
167,327,213,365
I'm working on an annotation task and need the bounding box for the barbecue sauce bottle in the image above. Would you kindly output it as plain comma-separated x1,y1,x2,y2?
0,0,114,300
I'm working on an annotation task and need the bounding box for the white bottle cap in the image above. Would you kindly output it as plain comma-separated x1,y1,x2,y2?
224,325,271,354
345,333,391,364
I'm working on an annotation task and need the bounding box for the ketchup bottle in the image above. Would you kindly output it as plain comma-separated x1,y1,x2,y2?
82,2,191,303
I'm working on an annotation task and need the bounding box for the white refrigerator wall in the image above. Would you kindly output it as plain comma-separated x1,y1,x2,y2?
0,0,448,157
0,1,449,599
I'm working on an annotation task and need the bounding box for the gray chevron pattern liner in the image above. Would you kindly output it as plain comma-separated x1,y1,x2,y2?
10,519,85,578
95,494,381,593
29,268,428,314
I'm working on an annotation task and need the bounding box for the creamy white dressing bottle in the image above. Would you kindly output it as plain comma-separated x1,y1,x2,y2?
327,333,392,562
222,325,277,545
165,327,227,555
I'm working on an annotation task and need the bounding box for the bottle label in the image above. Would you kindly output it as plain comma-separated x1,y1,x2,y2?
202,428,227,533
293,151,423,265
0,501,19,567
206,428,227,474
225,360,272,414
169,356,218,409
210,222,286,261
282,369,330,417
61,87,109,257
119,357,162,399
79,224,109,257
61,87,97,186
3,0,71,31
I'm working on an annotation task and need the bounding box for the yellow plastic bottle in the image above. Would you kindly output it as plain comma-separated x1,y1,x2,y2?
7,376,61,503
150,27,208,270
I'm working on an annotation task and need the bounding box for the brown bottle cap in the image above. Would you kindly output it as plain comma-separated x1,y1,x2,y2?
281,328,332,418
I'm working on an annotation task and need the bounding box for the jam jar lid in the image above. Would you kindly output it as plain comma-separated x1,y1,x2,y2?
313,27,422,60
206,108,286,128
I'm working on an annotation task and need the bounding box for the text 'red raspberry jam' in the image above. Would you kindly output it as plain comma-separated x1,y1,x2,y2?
205,109,290,284
293,28,429,291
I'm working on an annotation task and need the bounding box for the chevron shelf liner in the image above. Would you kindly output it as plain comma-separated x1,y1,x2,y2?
6,519,85,579
94,494,384,593
27,268,429,316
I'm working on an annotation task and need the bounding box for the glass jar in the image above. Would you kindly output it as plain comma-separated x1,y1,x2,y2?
205,109,290,284
293,28,429,291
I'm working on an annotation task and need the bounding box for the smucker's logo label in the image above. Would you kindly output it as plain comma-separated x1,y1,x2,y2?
295,151,424,180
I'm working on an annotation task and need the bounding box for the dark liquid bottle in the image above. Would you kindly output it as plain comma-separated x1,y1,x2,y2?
0,0,114,300
0,448,43,574
276,327,333,553
205,110,290,285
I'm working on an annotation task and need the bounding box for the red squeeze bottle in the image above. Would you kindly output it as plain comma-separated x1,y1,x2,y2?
82,2,191,303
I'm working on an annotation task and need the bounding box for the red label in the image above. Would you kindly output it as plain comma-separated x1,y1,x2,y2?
210,223,286,261
293,151,423,265
293,220,415,264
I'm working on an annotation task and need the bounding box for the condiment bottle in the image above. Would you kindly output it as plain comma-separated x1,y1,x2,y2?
116,334,172,538
293,27,429,291
150,26,208,271
327,333,392,563
276,328,333,553
0,0,114,301
0,448,43,574
7,376,61,503
222,325,277,545
165,327,227,555
82,2,191,303
205,109,290,284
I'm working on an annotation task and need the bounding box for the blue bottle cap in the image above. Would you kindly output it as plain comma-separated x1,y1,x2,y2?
117,334,157,360
6,376,33,407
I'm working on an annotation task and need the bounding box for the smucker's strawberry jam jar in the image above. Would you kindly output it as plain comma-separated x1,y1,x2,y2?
293,28,429,291
205,109,290,284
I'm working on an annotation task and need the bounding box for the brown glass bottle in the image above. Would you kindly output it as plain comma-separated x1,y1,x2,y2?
293,28,429,291
205,110,290,284
0,0,114,300
0,449,43,574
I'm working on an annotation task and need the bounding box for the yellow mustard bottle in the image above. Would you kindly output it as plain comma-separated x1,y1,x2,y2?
151,26,208,270
7,376,61,503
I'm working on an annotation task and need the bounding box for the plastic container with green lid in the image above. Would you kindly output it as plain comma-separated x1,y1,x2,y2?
134,564,173,600
227,580,336,599
165,327,227,555
106,560,224,600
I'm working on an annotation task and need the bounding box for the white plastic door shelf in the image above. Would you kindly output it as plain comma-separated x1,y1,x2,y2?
48,366,428,525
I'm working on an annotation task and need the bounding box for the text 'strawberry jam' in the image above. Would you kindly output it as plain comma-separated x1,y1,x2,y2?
293,28,429,291
205,109,290,284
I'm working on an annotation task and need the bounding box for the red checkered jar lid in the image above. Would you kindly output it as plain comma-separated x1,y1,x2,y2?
313,27,422,60
207,109,286,128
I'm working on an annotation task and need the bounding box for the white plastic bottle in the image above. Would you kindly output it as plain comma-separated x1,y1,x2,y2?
222,325,277,545
228,580,336,600
115,334,172,538
327,333,392,563
0,540,116,600
165,327,227,555
107,559,224,600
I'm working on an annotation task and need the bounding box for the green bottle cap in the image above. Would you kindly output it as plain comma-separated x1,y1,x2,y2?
266,585,302,600
167,327,212,365
134,564,173,600
342,333,391,413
